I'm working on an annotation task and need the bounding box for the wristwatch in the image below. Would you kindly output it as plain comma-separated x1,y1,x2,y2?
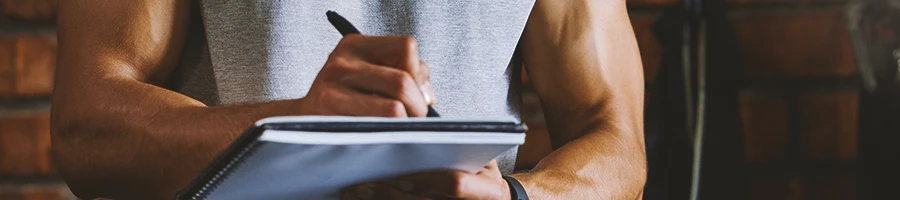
502,175,529,200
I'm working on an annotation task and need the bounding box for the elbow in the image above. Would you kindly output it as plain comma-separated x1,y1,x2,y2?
630,148,649,198
51,108,167,200
50,134,101,199
58,168,131,200
50,110,122,199
50,83,157,199
50,117,101,199
52,124,137,200
59,173,104,200
633,163,648,195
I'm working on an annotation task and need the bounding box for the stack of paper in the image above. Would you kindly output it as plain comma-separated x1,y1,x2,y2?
178,116,526,200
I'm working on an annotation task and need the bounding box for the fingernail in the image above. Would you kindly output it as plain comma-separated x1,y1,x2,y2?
419,85,432,105
355,184,374,200
398,180,414,192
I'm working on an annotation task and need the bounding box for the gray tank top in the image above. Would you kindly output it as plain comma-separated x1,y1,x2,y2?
169,0,535,174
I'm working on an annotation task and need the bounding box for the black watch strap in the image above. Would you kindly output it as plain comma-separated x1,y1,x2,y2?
502,175,529,200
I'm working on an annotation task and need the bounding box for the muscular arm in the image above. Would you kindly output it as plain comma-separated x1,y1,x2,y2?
53,1,433,200
512,0,647,199
52,1,303,199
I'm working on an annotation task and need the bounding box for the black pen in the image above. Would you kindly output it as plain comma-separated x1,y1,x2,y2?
326,11,441,117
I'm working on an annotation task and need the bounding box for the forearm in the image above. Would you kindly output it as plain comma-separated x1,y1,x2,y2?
511,129,646,199
513,98,645,199
51,75,300,199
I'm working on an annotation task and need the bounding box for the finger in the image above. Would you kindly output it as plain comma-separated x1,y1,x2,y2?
340,35,430,97
397,170,477,198
344,35,420,74
401,169,508,199
402,170,464,195
338,61,430,117
477,160,500,175
418,61,436,105
335,35,434,106
318,85,410,117
348,183,429,200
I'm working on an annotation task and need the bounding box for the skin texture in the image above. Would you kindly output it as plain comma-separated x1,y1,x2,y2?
514,0,646,199
346,0,647,199
54,2,434,199
52,0,645,199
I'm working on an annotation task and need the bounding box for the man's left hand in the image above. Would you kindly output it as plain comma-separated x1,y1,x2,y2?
340,160,511,200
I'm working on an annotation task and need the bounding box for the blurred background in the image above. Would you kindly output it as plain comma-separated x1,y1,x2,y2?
0,0,895,199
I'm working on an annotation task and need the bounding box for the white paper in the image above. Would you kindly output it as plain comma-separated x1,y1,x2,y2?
202,117,525,200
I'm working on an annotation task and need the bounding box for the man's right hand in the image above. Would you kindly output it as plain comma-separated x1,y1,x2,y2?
55,0,438,198
299,35,437,117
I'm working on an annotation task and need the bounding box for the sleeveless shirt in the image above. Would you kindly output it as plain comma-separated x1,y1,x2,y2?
168,0,535,174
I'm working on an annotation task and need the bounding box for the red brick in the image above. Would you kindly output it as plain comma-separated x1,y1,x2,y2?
741,90,859,161
13,35,57,97
0,184,75,200
733,11,856,78
739,91,790,162
0,0,58,21
797,90,858,160
0,35,57,98
631,15,662,84
0,37,14,97
0,114,52,175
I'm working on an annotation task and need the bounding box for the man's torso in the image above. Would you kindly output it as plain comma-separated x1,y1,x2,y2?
169,0,535,173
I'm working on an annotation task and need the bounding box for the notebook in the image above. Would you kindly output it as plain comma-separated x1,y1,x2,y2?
176,116,527,200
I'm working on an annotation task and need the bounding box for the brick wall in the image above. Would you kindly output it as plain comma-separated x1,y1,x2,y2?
0,0,75,199
620,0,859,199
733,2,858,200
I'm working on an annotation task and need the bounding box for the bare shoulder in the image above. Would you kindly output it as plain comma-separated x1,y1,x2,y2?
56,0,191,85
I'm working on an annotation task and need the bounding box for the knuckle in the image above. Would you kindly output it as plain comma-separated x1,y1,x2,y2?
338,34,363,46
399,73,417,90
385,101,406,117
419,62,431,79
399,36,418,53
389,72,415,95
327,56,350,68
325,57,355,74
400,36,417,46
330,44,350,57
447,172,466,196
317,87,341,103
